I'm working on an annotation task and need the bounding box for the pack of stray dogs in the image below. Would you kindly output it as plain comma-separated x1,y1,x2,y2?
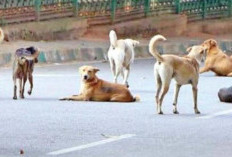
1,27,232,114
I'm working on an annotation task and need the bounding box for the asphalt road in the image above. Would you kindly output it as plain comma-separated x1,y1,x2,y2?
0,59,232,157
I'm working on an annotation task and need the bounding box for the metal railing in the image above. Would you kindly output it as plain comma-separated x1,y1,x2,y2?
0,0,232,25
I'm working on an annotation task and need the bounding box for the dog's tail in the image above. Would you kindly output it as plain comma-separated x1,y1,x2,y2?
133,95,140,102
109,30,117,48
149,34,167,62
0,28,4,44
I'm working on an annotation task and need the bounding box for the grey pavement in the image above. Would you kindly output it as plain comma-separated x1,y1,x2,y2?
0,59,232,157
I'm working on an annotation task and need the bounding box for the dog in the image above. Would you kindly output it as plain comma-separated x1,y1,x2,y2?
0,27,4,43
108,30,139,87
60,65,139,102
13,47,40,99
200,39,232,76
149,35,205,114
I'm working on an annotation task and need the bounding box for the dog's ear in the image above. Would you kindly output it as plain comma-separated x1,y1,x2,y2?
186,47,192,53
26,46,36,54
210,39,217,47
93,67,100,73
133,40,140,47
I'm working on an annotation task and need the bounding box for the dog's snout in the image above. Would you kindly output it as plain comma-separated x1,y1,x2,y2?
84,75,88,80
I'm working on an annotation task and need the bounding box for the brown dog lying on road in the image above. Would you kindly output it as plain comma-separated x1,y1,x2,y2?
200,39,232,76
13,47,40,99
60,65,139,102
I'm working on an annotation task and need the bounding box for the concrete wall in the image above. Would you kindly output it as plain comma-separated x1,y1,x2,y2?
3,18,88,41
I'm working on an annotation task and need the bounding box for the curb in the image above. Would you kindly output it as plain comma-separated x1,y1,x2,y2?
38,47,109,64
0,47,109,67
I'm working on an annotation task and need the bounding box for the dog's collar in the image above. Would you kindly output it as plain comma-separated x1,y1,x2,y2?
84,78,98,86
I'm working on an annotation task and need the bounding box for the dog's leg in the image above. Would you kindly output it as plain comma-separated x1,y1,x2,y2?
110,94,133,102
155,73,162,111
157,85,169,114
114,65,122,84
60,94,86,101
227,72,232,77
21,74,27,99
200,59,212,74
192,85,200,114
199,66,210,74
121,69,125,80
157,69,172,114
13,77,17,100
113,58,124,84
173,84,181,114
123,66,130,88
109,59,116,81
28,73,33,95
19,79,23,99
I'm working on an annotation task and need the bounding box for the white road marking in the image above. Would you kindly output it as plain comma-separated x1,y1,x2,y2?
47,134,136,156
198,109,232,119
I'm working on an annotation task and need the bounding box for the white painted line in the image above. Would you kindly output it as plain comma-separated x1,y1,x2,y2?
198,109,232,119
47,134,136,156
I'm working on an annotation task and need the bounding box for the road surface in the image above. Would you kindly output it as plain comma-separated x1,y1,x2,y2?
0,59,232,157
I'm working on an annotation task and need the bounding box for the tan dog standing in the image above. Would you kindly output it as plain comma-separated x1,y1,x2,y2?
60,65,139,102
200,39,232,76
149,35,205,114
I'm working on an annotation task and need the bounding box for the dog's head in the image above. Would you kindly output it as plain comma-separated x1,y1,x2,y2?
26,46,39,63
187,45,206,63
125,39,140,48
79,65,100,82
201,39,217,52
131,40,140,48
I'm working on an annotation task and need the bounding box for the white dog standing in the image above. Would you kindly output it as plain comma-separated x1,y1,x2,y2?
108,30,139,87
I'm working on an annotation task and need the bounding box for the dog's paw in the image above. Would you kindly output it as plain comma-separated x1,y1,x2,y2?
28,91,32,95
13,96,17,100
173,108,179,114
195,110,201,114
173,110,179,114
59,98,67,101
125,82,129,88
